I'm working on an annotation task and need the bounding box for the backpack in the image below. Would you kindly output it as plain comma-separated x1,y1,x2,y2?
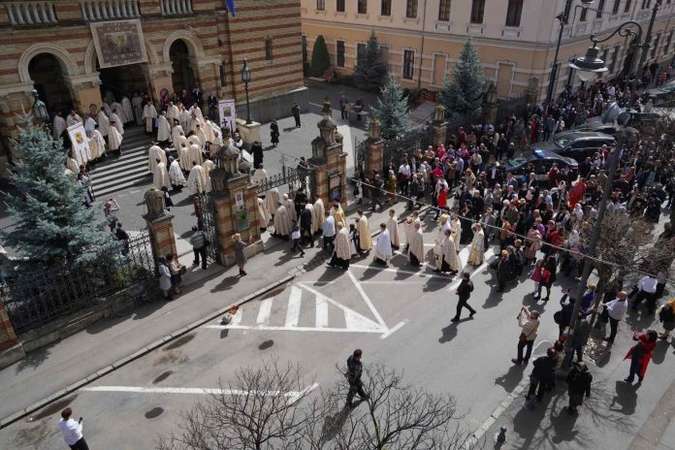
659,306,674,323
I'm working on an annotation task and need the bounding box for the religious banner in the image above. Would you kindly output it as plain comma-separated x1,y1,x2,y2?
67,122,91,167
218,99,236,134
90,19,147,69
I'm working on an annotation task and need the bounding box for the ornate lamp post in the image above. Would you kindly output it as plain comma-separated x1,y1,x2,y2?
545,0,595,106
240,59,252,124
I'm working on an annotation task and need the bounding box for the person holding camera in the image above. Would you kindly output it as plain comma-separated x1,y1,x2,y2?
512,306,540,366
58,408,89,450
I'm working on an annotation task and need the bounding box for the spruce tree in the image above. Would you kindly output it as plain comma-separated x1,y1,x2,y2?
310,35,330,77
371,74,409,140
439,40,485,125
353,32,388,91
2,127,113,266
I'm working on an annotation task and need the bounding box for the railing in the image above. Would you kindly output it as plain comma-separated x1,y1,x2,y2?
255,167,301,194
160,0,193,16
80,0,140,22
5,2,57,26
1,231,155,334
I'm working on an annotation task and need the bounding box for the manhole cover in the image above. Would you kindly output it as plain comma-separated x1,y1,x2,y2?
28,395,78,422
145,407,164,419
258,340,274,350
153,370,173,384
163,333,195,350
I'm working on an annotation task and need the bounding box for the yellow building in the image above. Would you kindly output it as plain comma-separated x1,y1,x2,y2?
302,0,675,98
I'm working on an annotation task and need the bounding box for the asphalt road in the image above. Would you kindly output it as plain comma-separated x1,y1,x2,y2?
1,216,582,449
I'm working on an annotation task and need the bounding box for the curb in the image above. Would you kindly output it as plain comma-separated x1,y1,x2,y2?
0,274,295,430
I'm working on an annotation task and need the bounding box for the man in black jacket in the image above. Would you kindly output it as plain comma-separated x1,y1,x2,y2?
346,349,369,408
526,347,557,402
566,361,592,415
452,272,476,322
300,204,314,247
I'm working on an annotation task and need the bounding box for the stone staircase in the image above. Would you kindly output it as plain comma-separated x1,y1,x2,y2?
90,126,152,198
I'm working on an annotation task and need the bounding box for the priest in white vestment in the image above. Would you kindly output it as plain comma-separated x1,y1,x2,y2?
408,221,425,267
142,102,158,133
157,112,171,143
387,209,400,249
187,143,203,167
168,157,186,191
187,163,206,195
374,224,393,265
108,122,123,153
152,158,170,190
148,145,167,174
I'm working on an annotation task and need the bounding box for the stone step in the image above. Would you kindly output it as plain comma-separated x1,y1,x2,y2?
93,163,149,186
94,175,151,198
90,149,148,173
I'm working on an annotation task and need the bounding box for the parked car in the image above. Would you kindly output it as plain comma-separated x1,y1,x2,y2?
505,148,578,184
646,80,675,106
574,122,622,136
534,131,615,161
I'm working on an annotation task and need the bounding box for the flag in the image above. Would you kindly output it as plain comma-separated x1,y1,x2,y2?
226,0,236,16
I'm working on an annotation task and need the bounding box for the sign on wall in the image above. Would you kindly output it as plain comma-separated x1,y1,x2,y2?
90,19,148,69
218,99,236,134
67,123,91,167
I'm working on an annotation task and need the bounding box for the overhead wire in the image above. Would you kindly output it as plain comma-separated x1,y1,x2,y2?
262,145,675,287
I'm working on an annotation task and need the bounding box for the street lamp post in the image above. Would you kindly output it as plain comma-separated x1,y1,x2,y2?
637,0,663,80
241,59,252,124
545,0,595,107
561,22,644,367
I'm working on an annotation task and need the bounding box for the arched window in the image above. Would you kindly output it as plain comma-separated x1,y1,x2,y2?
265,36,273,61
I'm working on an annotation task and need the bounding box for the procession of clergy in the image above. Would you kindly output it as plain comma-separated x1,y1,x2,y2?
57,91,227,197
257,191,487,273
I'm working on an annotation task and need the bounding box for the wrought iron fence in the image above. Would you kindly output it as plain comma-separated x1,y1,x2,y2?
382,128,432,172
193,193,220,264
1,231,156,334
255,167,301,194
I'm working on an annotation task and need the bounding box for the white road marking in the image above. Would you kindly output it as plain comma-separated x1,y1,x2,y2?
204,324,384,334
82,383,320,400
380,320,407,339
256,298,273,325
347,269,388,330
231,308,243,325
297,283,382,331
349,263,446,280
285,286,302,327
315,295,328,328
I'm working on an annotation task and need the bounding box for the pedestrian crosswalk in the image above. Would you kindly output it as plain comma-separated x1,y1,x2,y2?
205,244,495,337
205,283,386,335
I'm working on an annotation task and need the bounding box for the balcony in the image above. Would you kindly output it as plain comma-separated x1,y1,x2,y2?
160,0,193,16
5,2,57,26
80,0,140,21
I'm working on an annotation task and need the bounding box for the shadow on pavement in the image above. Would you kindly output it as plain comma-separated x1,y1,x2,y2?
494,365,526,393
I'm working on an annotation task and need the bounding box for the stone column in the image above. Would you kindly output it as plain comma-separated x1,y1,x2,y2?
67,74,103,115
209,146,264,266
431,104,448,148
143,189,178,260
365,119,384,178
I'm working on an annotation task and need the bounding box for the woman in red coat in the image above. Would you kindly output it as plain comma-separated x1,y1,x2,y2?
568,177,587,209
624,330,658,385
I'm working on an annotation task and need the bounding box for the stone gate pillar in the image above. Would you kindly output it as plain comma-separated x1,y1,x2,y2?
431,104,448,148
210,143,263,266
144,188,178,260
309,100,348,206
365,119,384,178
0,300,24,368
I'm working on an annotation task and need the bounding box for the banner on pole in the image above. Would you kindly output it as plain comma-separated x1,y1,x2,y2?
67,123,91,167
218,99,236,134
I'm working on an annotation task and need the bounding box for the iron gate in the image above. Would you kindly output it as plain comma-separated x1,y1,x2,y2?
193,193,220,264
255,167,316,201
1,231,155,334
382,128,432,172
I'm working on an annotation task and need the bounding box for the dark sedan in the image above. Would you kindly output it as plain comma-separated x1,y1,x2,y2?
533,131,615,161
505,149,578,184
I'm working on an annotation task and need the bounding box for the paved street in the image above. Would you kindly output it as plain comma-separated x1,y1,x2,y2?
3,203,671,449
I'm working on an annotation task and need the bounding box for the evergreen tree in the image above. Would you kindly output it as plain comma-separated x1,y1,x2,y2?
353,32,388,91
371,75,409,140
439,40,485,125
2,127,113,266
310,35,330,77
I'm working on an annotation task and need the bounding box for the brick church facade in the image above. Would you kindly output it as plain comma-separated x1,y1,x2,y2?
0,0,305,172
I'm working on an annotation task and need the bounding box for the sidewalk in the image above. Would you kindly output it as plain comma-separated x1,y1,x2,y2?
0,201,412,426
476,321,675,450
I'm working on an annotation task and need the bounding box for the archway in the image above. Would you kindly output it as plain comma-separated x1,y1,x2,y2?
28,53,73,117
169,39,195,95
97,60,150,105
